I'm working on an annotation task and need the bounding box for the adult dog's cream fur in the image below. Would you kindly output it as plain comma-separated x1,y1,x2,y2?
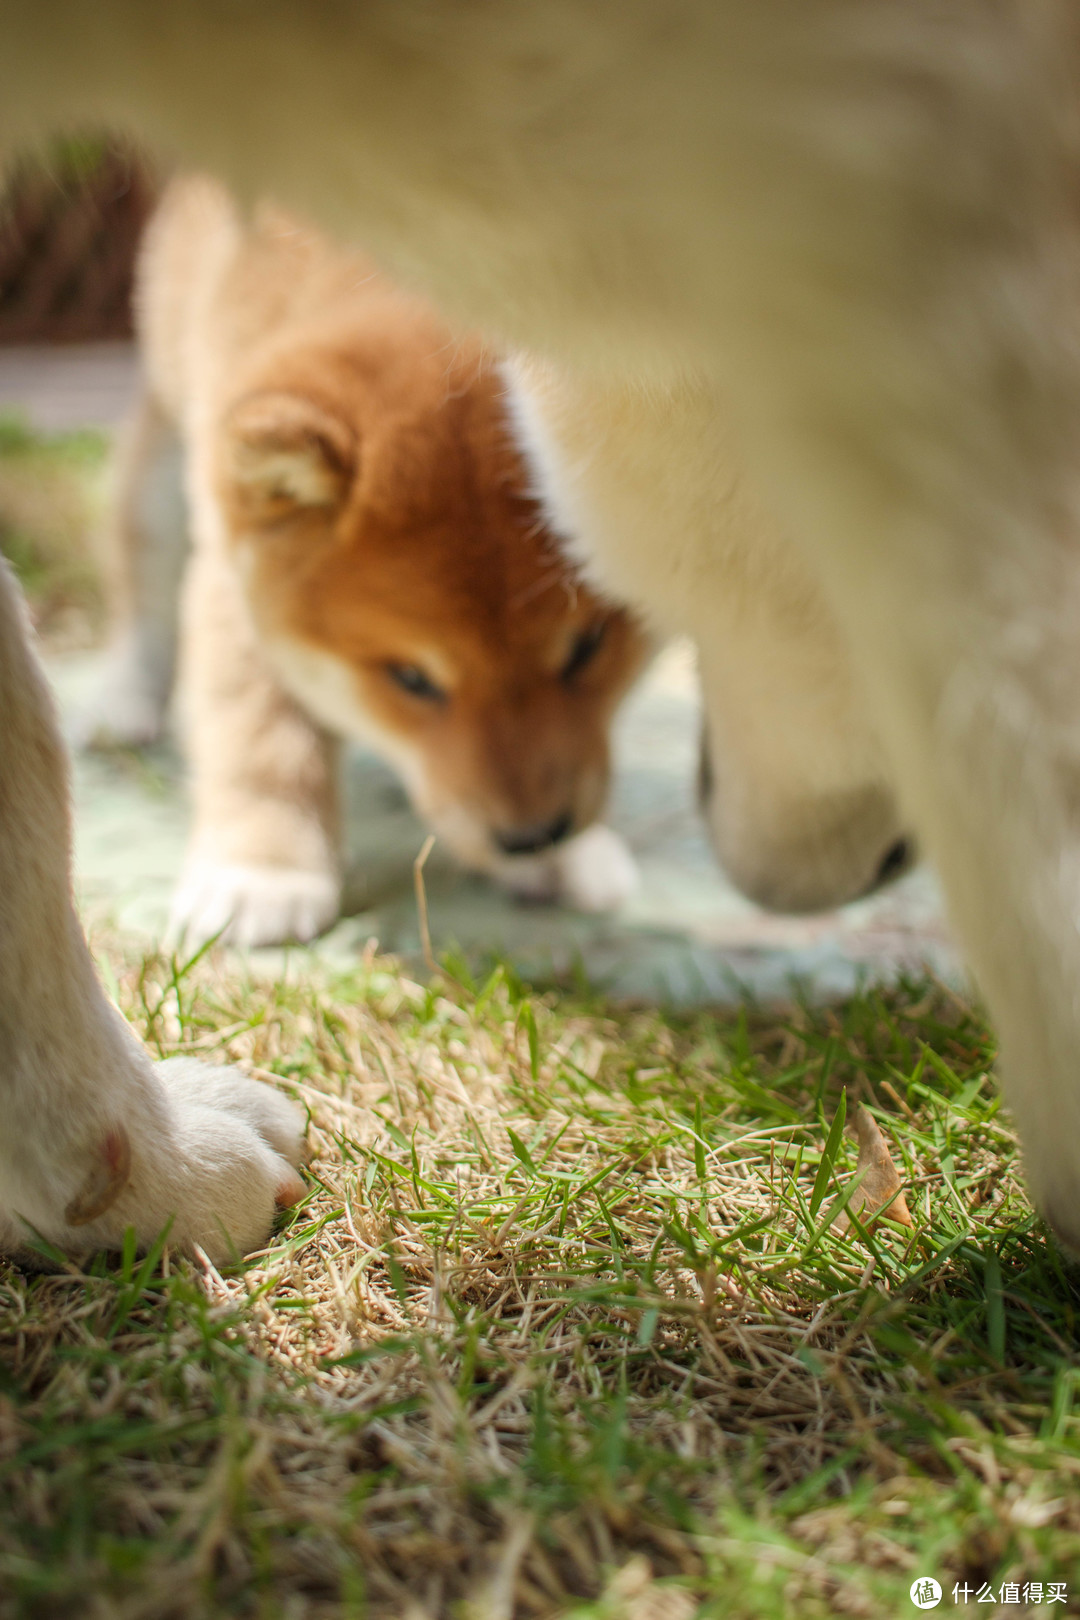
507,364,906,912
86,176,648,948
0,561,307,1263
2,2,1080,1248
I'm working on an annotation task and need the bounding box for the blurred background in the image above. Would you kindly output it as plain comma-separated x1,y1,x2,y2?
0,134,956,1005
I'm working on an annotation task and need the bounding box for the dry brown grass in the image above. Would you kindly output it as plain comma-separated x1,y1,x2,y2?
2,935,1077,1618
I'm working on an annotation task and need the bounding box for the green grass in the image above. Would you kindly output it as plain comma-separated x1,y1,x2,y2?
0,410,109,647
1,941,1077,1618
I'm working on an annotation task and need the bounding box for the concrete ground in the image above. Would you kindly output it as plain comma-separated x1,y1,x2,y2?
8,342,959,1005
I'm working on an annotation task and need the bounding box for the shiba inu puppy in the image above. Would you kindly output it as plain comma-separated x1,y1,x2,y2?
3,1,1080,1258
86,176,649,947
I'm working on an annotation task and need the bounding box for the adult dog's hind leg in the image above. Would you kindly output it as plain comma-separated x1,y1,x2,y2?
0,562,306,1263
712,10,1080,1248
788,487,1080,1248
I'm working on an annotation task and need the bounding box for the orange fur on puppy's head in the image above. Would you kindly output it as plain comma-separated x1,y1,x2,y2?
215,315,649,887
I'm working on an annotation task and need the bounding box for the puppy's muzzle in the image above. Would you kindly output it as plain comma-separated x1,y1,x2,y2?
494,810,574,856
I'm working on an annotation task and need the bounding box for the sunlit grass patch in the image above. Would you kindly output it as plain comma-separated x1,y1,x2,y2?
0,409,108,647
1,941,1078,1617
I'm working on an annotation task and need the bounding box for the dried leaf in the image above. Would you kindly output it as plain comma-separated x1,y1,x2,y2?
602,1556,698,1620
832,1103,912,1233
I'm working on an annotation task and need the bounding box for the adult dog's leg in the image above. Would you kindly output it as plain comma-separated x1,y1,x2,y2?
0,563,306,1262
702,14,1080,1247
773,483,1080,1250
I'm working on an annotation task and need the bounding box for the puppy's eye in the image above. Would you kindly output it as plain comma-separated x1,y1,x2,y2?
386,663,446,702
561,621,607,682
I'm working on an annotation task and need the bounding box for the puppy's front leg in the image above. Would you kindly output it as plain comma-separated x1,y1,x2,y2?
171,539,342,949
0,561,305,1263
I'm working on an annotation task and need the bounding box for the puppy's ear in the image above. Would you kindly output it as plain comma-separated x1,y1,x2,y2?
223,392,356,513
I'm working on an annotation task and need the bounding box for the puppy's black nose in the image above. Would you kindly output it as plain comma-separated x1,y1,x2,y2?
495,811,574,856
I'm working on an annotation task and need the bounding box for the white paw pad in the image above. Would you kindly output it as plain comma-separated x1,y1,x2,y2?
168,860,340,949
554,823,639,912
72,640,171,750
492,823,638,912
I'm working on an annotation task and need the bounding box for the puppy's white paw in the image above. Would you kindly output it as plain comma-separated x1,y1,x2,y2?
74,686,164,751
493,851,562,904
169,860,340,949
554,823,639,913
490,823,638,912
72,639,171,751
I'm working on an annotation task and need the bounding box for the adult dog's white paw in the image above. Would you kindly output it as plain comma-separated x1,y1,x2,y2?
138,1058,308,1261
4,1058,307,1267
156,1057,306,1166
554,823,639,913
169,860,341,949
